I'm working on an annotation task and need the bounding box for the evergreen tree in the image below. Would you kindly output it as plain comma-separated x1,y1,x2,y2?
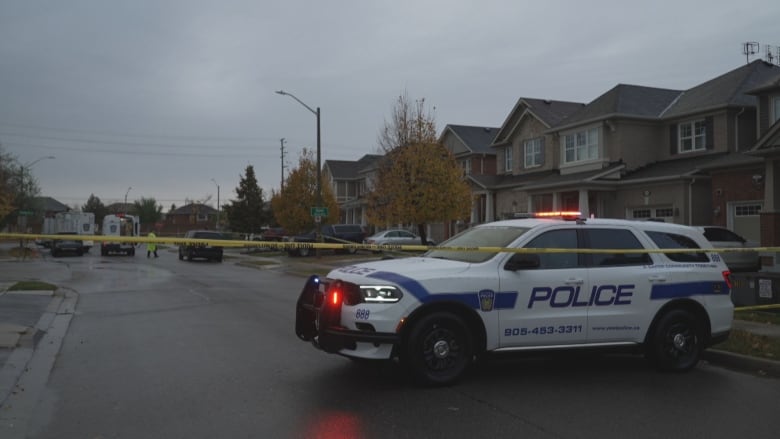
82,193,108,225
223,165,267,233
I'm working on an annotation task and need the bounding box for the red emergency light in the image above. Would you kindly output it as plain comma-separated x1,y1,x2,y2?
533,211,583,219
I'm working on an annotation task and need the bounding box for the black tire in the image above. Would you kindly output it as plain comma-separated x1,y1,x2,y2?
129,248,135,256
187,251,194,261
216,255,223,263
178,251,183,260
299,247,311,257
402,312,473,386
646,309,703,372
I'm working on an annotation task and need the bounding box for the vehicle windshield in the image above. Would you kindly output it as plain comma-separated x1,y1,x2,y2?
424,226,530,263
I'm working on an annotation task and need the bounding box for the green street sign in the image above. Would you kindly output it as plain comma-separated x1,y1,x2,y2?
17,210,34,216
310,207,328,217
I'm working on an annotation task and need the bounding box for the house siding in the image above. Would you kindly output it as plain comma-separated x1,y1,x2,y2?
606,120,665,170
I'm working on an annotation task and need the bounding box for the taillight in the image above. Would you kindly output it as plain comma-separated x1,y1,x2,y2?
722,270,732,289
330,289,342,306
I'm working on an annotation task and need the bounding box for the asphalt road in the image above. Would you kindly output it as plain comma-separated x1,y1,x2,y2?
6,249,780,438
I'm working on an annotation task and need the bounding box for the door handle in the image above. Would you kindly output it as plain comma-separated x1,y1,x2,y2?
565,278,584,285
648,275,667,283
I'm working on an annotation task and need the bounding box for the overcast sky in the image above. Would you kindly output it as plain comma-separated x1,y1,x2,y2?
1,0,778,210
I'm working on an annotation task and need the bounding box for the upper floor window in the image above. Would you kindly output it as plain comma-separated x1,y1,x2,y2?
679,119,706,153
461,159,472,175
524,138,543,168
504,147,513,173
562,127,599,164
773,96,780,125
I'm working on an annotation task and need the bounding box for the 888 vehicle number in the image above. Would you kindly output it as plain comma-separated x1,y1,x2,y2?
505,325,583,336
355,309,370,320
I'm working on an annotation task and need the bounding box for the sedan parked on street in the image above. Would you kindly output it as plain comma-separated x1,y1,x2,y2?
364,229,435,249
695,226,760,272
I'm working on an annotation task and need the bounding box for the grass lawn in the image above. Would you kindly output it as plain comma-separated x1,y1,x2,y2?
714,329,780,360
8,281,57,291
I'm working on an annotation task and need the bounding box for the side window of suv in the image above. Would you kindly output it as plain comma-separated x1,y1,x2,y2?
645,231,709,263
584,229,652,267
524,229,579,269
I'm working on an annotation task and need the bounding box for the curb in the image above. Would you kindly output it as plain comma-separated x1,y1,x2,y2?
0,289,77,410
703,349,780,378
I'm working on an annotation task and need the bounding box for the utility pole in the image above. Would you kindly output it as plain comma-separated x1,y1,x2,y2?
280,138,287,190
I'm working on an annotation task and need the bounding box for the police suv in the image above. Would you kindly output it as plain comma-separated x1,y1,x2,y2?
295,215,733,385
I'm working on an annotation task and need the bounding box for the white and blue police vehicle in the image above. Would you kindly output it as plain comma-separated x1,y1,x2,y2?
295,214,734,385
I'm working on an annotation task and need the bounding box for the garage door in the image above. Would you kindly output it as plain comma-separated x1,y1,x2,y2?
729,202,762,242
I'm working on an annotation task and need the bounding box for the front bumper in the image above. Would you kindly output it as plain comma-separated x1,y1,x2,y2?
295,275,400,354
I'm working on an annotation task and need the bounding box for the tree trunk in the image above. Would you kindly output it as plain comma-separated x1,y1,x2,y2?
417,223,428,245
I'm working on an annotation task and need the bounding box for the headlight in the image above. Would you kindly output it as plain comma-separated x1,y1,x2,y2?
359,285,403,303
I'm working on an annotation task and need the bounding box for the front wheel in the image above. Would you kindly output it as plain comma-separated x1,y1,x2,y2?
646,309,703,372
298,247,311,257
402,312,473,386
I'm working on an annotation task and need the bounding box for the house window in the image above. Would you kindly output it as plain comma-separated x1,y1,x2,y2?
504,147,513,173
462,159,472,175
735,204,761,216
562,128,599,164
773,97,780,125
197,213,208,222
678,120,706,153
631,209,651,219
524,138,542,168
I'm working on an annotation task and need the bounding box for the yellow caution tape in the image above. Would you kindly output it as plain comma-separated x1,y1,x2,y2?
2,232,780,254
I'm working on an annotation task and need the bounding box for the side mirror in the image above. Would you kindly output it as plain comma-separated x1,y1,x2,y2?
504,253,540,271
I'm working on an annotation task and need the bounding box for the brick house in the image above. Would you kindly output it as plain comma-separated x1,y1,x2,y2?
746,74,780,271
482,61,779,243
158,203,217,237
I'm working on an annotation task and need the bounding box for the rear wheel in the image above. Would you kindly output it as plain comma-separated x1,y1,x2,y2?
402,312,473,386
646,309,703,372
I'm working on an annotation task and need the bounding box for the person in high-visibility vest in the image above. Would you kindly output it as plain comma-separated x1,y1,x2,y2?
147,231,158,258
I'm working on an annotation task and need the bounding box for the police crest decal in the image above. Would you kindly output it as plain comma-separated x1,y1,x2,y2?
479,290,495,312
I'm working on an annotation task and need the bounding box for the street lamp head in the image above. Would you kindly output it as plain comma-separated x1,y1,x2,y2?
275,90,287,96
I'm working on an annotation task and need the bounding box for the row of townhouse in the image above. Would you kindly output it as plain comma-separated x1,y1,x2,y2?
323,60,780,271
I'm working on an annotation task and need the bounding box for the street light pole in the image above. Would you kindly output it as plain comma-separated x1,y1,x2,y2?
211,178,220,231
275,90,322,208
124,186,132,214
276,89,323,257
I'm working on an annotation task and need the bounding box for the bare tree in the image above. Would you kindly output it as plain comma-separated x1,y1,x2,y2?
377,91,438,153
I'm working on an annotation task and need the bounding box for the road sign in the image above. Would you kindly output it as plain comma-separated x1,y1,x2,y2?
17,210,34,216
310,207,328,217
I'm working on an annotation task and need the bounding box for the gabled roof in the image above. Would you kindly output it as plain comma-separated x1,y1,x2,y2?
619,153,734,182
493,98,584,145
522,98,585,127
325,154,383,180
442,125,499,154
170,203,216,215
749,119,780,156
520,163,626,191
555,85,682,130
35,196,69,212
663,60,780,118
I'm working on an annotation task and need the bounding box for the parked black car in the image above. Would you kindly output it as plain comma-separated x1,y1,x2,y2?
51,232,84,257
178,230,224,262
286,224,366,257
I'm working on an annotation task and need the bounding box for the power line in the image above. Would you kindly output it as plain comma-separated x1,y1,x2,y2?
0,141,281,158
